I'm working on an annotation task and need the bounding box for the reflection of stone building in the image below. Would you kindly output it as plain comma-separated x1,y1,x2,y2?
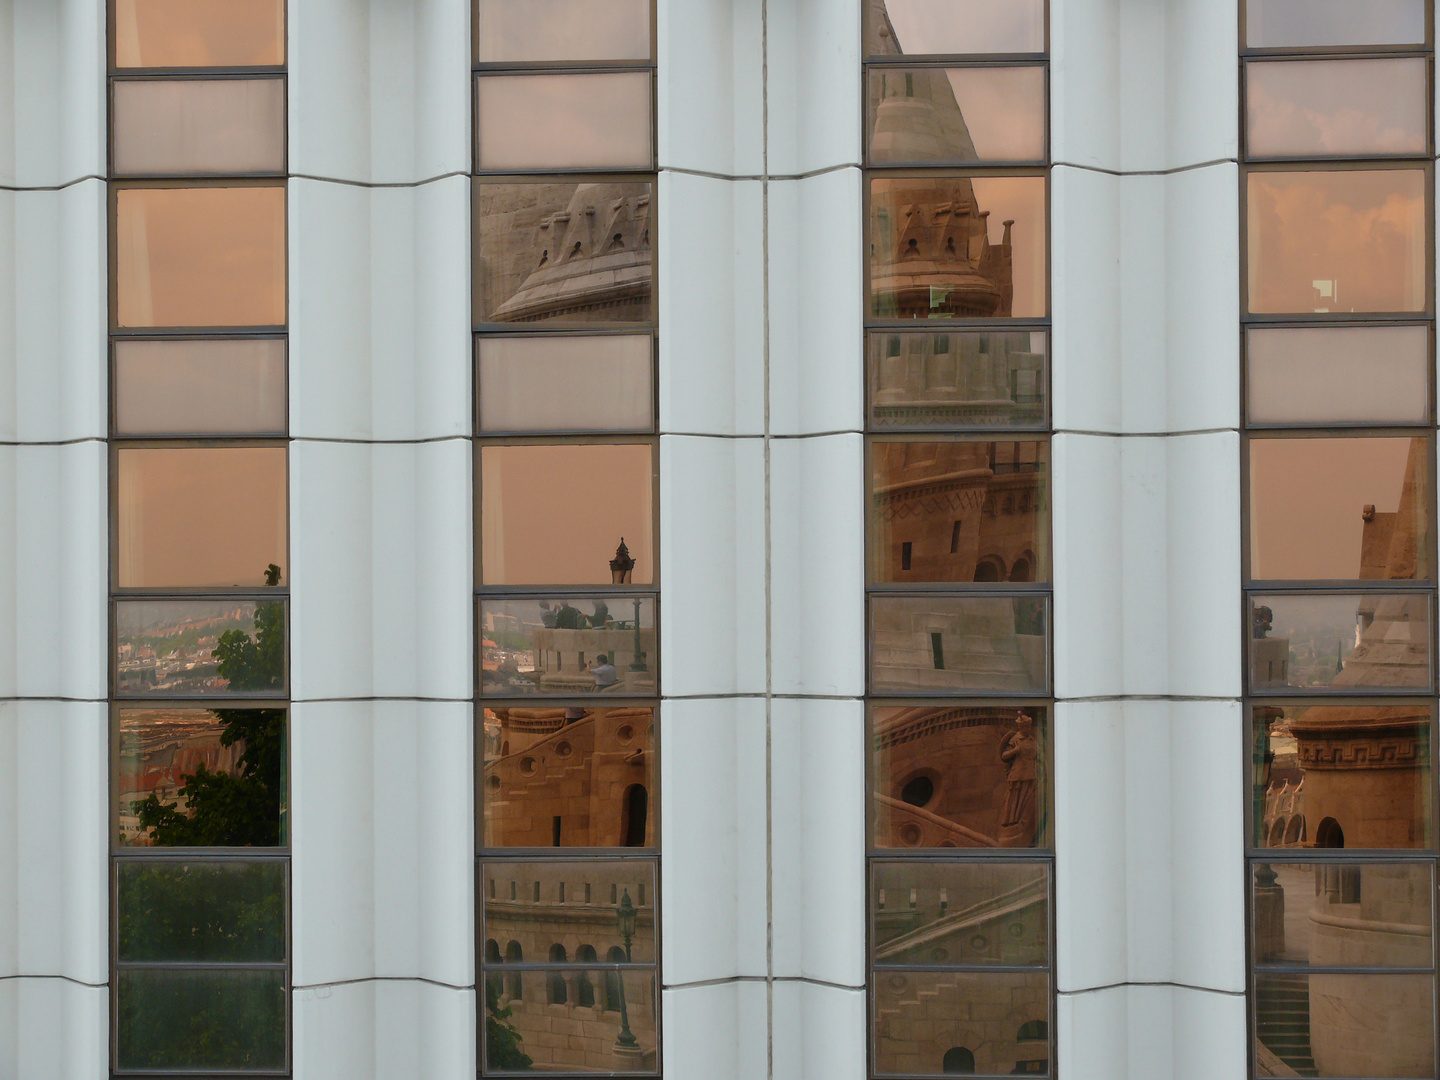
874,706,1045,849
116,712,241,845
869,330,1046,428
531,625,658,695
478,182,654,324
481,862,657,1072
870,596,1047,695
873,863,1048,1075
1255,439,1434,1077
483,706,653,848
866,6,1015,321
871,441,1045,583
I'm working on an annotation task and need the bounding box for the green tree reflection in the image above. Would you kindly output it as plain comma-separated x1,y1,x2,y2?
486,979,534,1071
131,565,285,846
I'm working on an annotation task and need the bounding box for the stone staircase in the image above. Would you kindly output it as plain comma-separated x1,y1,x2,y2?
1254,974,1317,1077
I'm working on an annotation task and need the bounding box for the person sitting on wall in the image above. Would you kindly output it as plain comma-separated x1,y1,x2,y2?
589,654,618,689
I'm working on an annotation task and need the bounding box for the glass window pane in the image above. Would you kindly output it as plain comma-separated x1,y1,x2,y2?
115,967,286,1071
871,861,1050,964
481,860,656,962
116,708,286,847
117,860,286,960
1252,862,1433,967
1246,59,1428,159
869,175,1047,320
1252,704,1432,849
113,78,285,176
1249,436,1429,582
478,335,652,433
115,338,286,435
867,0,1046,56
475,180,654,327
1246,169,1428,315
868,67,1046,164
1246,0,1426,49
481,706,655,847
114,0,285,68
870,439,1049,584
480,443,653,586
116,185,287,328
117,446,287,589
116,598,287,697
873,971,1050,1077
1249,593,1432,694
869,329,1048,429
1247,326,1429,425
872,704,1049,849
476,73,652,171
1253,972,1434,1079
478,0,651,62
482,966,656,1074
870,595,1049,695
479,596,656,697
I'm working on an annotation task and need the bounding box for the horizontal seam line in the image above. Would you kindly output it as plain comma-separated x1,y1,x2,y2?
0,696,106,702
0,437,106,446
291,435,469,445
0,974,106,987
293,975,469,991
292,696,471,704
1060,980,1246,997
663,975,864,991
1056,428,1237,438
662,693,862,701
1057,695,1240,703
661,162,858,182
290,171,468,189
661,430,861,440
1053,157,1237,177
0,175,104,192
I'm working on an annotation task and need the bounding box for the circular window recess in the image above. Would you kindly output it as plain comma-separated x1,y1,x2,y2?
519,757,538,777
929,947,949,963
555,741,573,758
486,775,501,791
969,935,988,951
615,724,634,745
1008,921,1026,940
899,822,923,846
899,773,935,808
887,974,909,994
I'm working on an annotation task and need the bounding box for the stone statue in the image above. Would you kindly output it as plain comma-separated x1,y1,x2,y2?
998,710,1039,846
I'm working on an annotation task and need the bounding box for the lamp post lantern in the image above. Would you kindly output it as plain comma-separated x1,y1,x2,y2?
614,888,639,1050
610,538,634,585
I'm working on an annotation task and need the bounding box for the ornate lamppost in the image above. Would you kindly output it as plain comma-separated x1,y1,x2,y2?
614,887,639,1050
608,538,647,672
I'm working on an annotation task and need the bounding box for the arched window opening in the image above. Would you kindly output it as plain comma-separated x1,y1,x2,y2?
941,1046,975,1074
623,783,649,847
485,939,503,999
1017,1020,1047,1042
1009,556,1033,582
1283,815,1304,845
604,945,627,1010
505,941,524,999
975,556,1005,582
548,944,568,1004
575,945,598,1007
